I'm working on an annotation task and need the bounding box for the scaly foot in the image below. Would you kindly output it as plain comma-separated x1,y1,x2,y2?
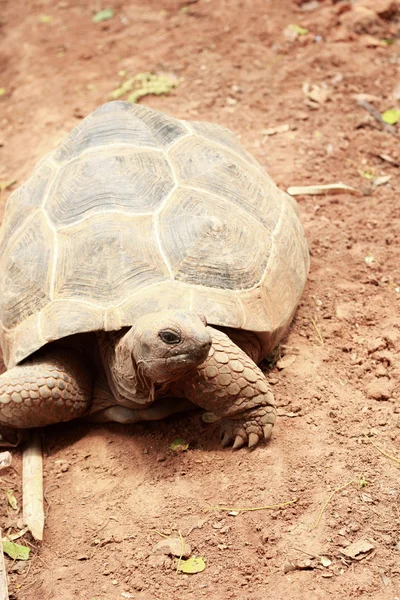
170,327,277,449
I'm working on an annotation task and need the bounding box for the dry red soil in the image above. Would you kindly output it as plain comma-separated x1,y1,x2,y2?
0,0,399,598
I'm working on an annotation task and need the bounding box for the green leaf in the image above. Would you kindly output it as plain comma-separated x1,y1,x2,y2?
7,489,18,510
93,8,115,23
291,24,309,35
40,15,52,23
177,556,206,573
110,72,179,103
169,438,189,452
109,78,135,99
358,169,375,180
382,109,400,125
2,540,30,560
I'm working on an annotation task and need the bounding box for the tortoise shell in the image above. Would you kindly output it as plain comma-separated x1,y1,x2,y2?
0,101,309,368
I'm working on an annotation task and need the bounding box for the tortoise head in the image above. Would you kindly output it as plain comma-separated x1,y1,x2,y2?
119,310,212,384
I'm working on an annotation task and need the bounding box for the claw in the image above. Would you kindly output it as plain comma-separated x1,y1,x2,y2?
248,432,259,449
232,435,245,451
263,424,273,441
221,431,232,447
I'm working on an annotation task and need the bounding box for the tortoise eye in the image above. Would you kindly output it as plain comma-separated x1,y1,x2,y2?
159,330,181,345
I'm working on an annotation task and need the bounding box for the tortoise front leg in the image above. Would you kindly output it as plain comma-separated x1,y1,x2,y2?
170,327,276,450
0,349,93,446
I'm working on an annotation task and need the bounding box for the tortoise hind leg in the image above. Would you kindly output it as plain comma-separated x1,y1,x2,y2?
0,349,93,446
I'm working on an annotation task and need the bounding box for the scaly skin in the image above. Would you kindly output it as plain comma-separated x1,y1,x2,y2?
0,328,275,450
170,327,276,449
0,350,92,439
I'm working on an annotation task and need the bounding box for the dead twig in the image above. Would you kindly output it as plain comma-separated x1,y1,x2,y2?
357,100,399,138
206,498,297,513
312,480,354,530
153,530,169,539
22,432,44,541
287,183,360,196
290,546,316,558
363,432,400,466
311,318,324,345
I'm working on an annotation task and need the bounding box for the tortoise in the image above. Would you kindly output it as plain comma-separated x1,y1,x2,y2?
0,101,309,449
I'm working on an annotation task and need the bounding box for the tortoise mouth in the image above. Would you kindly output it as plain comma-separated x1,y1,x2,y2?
167,343,210,366
143,343,211,384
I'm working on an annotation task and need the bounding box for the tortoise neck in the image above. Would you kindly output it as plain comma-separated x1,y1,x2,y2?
97,331,155,407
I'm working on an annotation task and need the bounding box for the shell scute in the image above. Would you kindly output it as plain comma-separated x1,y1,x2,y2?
0,101,309,367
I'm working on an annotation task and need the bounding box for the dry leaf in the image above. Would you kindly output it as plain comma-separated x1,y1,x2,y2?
320,556,332,567
378,153,399,166
341,539,375,560
360,493,374,503
262,124,290,136
303,82,331,104
373,175,391,186
7,489,18,510
0,451,12,469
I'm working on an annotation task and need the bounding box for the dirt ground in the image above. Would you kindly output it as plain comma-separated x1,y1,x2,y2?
0,0,399,598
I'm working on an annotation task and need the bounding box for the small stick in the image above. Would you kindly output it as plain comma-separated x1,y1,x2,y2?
311,318,324,345
287,183,361,196
153,529,169,539
22,432,44,541
311,480,354,530
290,546,316,558
363,433,400,466
206,498,297,513
356,100,399,137
0,528,9,600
